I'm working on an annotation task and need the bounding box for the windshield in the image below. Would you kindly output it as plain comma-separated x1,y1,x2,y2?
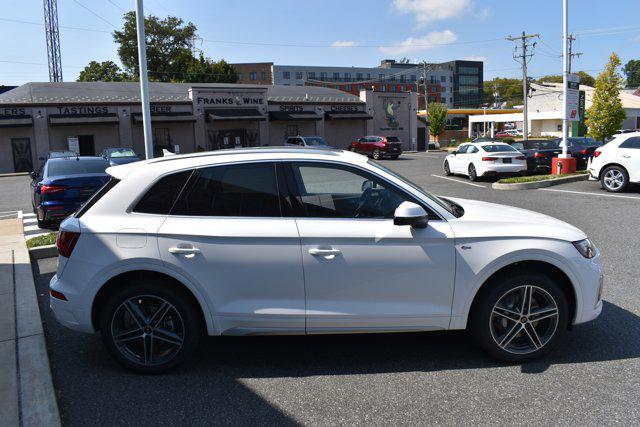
482,145,517,152
387,136,400,142
367,159,456,216
47,159,108,177
107,148,137,157
50,151,76,158
511,143,524,150
304,137,327,146
568,137,597,147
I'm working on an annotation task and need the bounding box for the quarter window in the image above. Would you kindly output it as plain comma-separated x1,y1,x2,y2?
172,163,281,217
620,136,640,149
134,170,192,214
288,162,418,219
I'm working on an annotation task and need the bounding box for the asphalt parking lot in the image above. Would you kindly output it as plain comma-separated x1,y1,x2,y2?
25,153,640,425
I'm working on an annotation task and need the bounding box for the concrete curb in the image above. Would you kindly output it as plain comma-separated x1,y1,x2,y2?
0,219,61,426
29,245,58,260
492,173,589,190
0,172,29,178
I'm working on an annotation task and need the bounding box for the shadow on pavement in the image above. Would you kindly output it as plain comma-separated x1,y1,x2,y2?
32,260,640,425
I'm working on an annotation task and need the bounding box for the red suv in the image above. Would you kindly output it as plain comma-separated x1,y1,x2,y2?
349,136,403,160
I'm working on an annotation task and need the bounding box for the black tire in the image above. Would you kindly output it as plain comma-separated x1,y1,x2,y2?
600,165,629,193
372,149,381,160
390,155,399,160
37,218,49,229
349,147,357,152
99,279,202,373
468,164,478,181
443,160,452,176
470,271,568,363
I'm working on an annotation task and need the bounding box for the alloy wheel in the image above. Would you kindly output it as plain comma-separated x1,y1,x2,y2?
489,285,559,355
444,161,451,175
603,169,624,191
372,149,381,160
110,295,185,367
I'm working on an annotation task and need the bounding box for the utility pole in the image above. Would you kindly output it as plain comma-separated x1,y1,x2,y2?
135,0,154,159
507,31,539,140
561,0,569,158
43,0,63,82
567,34,582,73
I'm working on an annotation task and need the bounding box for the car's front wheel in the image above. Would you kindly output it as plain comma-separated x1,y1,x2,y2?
601,165,628,192
100,280,202,373
371,149,381,160
468,164,478,181
470,271,568,362
443,160,452,176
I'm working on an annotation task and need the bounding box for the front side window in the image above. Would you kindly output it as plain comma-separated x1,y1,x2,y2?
288,162,416,219
172,163,281,217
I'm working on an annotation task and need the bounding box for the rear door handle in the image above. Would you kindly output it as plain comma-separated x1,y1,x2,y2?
622,155,631,158
168,246,200,255
309,248,341,256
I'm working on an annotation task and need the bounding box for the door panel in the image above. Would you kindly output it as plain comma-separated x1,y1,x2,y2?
11,138,33,172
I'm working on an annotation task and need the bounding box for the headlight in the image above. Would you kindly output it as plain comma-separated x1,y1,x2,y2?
573,238,597,258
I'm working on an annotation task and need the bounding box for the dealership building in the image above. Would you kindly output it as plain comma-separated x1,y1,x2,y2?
0,82,419,174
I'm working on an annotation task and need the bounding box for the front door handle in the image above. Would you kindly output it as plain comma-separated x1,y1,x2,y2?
622,154,631,158
309,248,341,257
168,246,200,255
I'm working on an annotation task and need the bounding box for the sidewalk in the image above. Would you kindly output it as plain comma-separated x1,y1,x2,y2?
0,218,60,426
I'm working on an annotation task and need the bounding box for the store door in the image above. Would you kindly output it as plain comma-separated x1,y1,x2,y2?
417,128,426,151
78,135,95,156
11,138,33,172
218,130,245,149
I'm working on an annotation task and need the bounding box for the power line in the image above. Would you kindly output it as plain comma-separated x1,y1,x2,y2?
506,31,539,139
72,0,118,28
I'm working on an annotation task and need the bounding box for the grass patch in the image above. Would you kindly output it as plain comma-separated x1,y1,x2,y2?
498,170,588,184
26,232,57,248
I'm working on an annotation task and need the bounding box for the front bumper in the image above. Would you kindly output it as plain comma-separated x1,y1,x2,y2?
573,251,604,325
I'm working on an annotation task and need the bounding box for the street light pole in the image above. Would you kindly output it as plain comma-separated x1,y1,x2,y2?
561,0,569,158
135,0,153,159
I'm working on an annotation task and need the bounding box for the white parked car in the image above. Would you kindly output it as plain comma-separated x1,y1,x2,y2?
50,148,603,372
588,132,640,192
443,142,527,181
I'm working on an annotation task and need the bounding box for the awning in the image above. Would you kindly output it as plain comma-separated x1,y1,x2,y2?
0,115,33,127
417,115,430,125
325,111,373,120
132,112,196,124
49,114,119,126
269,111,322,121
207,108,266,121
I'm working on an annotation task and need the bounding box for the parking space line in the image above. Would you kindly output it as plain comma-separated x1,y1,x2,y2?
404,153,445,159
430,174,486,188
539,188,640,200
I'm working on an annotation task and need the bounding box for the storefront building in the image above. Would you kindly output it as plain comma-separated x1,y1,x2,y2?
0,82,415,173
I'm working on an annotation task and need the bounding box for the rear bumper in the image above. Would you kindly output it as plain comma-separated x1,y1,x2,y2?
49,273,95,333
381,147,403,157
480,162,527,175
37,202,81,223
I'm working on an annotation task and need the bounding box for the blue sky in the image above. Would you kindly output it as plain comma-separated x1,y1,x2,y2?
1,0,639,85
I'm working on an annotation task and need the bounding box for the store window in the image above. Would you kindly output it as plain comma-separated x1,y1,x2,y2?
345,84,352,91
285,125,299,137
154,128,171,147
295,71,303,80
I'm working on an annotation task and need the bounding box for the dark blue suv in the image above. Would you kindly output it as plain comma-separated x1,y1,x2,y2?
30,156,110,228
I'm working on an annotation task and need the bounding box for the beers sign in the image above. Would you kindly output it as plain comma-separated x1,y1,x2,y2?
1,107,27,116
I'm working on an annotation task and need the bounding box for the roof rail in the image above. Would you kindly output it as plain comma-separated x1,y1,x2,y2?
148,146,345,164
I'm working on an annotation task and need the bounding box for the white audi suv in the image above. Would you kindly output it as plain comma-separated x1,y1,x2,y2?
50,148,603,372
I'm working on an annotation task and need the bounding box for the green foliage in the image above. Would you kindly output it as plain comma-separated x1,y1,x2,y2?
427,103,448,138
26,232,57,248
497,171,587,184
586,53,627,141
623,59,640,87
537,71,596,87
483,78,523,107
77,61,129,82
79,12,237,83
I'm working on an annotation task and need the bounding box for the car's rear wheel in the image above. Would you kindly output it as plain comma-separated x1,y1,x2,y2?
372,149,381,160
468,164,478,181
100,280,202,373
601,166,628,192
390,155,399,160
470,271,568,362
444,160,452,176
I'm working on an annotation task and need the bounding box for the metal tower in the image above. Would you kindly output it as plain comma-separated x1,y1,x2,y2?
43,0,63,82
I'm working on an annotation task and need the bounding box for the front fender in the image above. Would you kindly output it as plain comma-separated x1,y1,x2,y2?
449,238,583,330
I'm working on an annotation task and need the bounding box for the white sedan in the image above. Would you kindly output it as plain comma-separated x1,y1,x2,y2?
588,131,640,192
444,142,527,181
50,148,602,372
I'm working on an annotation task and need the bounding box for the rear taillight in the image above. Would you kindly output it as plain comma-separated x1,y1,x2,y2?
482,157,498,161
581,149,588,155
56,231,80,258
594,150,601,158
516,156,526,160
533,152,547,158
40,184,67,194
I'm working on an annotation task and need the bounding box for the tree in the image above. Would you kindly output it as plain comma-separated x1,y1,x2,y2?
428,103,448,141
183,55,237,83
77,61,128,82
537,71,596,87
586,53,627,141
623,59,640,87
483,78,522,107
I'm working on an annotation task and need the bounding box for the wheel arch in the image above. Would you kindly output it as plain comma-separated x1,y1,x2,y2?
90,268,215,335
598,162,629,180
466,260,577,329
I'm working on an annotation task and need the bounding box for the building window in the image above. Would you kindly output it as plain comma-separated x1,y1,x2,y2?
249,72,257,81
440,75,446,82
344,72,351,82
381,85,386,92
450,76,453,83
307,71,316,79
389,75,396,82
459,75,479,85
333,72,340,80
154,128,171,147
261,71,266,81
429,76,435,84
295,71,303,80
356,72,363,80
400,75,406,83
358,84,364,91
320,72,327,81
379,74,385,82
459,66,480,74
237,72,243,81
335,84,340,89
283,71,291,79
286,125,299,137
366,73,371,79
345,84,352,91
410,74,417,82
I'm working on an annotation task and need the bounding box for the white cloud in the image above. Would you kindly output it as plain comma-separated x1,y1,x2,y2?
479,7,491,20
392,0,472,28
632,34,640,43
379,30,457,55
331,41,358,48
463,55,487,63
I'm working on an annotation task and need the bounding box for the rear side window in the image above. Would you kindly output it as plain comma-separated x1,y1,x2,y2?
172,162,281,217
134,170,192,214
75,177,120,218
620,136,640,149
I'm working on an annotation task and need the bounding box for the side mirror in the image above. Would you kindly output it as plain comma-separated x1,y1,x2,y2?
29,171,37,180
451,151,458,155
393,201,428,229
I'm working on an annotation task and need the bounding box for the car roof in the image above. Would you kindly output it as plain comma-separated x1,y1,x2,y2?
106,147,368,180
47,156,106,163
